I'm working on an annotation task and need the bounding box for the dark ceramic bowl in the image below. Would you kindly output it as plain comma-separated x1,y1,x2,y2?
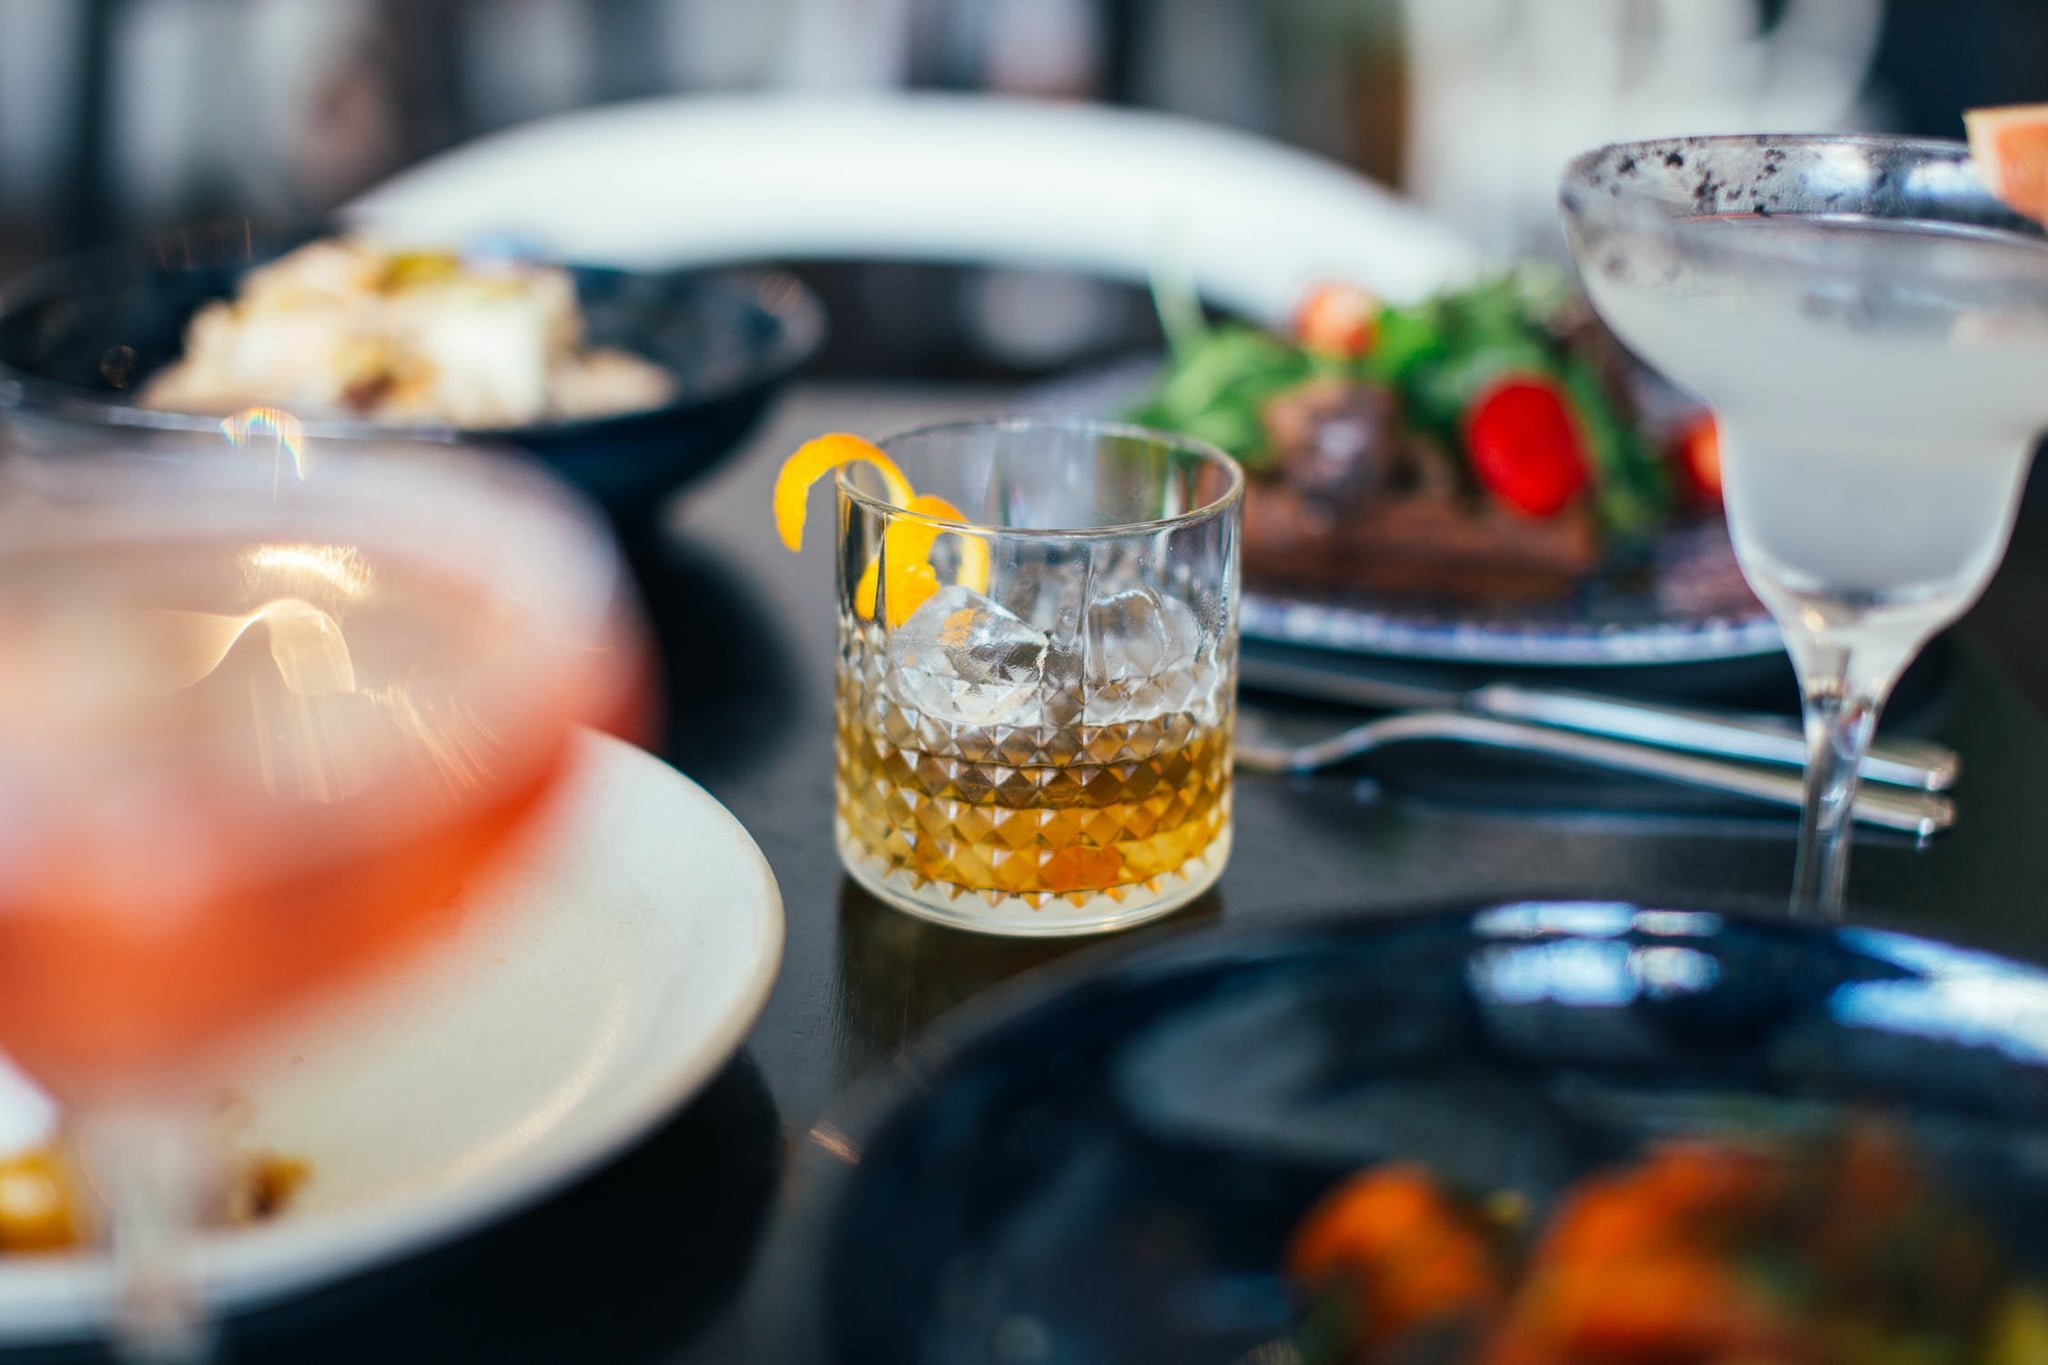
763,899,2048,1362
0,223,825,517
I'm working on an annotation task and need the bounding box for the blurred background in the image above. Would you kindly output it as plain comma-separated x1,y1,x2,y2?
1,0,2045,378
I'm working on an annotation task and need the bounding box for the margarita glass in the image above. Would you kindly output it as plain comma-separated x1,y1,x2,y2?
0,439,638,1357
1561,134,2048,915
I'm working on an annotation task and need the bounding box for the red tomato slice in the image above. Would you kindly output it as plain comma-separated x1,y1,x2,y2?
1679,412,1723,503
1463,376,1592,517
1293,283,1379,358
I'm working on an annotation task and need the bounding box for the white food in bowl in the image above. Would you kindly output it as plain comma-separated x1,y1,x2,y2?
139,239,676,429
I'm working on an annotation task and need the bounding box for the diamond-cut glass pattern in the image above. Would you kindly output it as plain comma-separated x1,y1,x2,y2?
834,616,1232,914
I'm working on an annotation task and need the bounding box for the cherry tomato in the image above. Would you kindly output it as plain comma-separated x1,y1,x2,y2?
1463,376,1592,517
1293,282,1379,358
1678,411,1723,503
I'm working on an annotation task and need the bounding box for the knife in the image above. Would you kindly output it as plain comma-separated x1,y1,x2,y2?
1238,653,1959,792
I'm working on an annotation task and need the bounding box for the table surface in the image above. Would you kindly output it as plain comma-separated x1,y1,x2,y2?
21,382,2048,1365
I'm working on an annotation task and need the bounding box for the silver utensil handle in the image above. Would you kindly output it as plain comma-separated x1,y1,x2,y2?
1469,684,1960,792
1235,712,1955,835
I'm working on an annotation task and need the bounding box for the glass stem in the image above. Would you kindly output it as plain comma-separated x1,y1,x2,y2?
1789,643,1883,921
83,1106,216,1364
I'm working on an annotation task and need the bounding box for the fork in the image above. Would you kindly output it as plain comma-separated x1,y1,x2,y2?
1233,709,1954,836
1237,654,1959,792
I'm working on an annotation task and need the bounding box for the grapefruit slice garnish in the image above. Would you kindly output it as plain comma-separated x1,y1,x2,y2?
774,433,991,627
1966,104,2048,225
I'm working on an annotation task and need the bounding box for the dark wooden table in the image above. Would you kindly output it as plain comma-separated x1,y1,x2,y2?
22,383,2048,1364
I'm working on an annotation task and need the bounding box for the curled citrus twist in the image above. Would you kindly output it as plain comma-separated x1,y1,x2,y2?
774,433,991,627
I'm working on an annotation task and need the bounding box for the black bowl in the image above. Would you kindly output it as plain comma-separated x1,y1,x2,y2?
0,223,825,516
762,899,2048,1362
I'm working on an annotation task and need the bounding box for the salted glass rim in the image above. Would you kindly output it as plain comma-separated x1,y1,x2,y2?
834,415,1245,540
1559,131,2046,237
1564,131,1974,202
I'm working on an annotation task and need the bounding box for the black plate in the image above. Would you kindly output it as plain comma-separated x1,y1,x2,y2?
765,900,2048,1362
0,222,825,517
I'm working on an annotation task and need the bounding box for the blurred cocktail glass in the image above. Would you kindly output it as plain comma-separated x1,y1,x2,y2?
1561,134,2048,916
830,418,1242,936
0,439,639,1357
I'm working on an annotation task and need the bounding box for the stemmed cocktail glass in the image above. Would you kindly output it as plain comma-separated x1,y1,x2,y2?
0,438,639,1358
1561,135,2048,916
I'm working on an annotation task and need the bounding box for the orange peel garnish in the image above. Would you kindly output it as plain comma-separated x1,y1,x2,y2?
773,433,915,552
853,493,993,627
776,433,992,628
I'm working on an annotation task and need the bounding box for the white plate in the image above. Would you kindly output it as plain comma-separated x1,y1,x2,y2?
349,93,1481,318
0,730,784,1343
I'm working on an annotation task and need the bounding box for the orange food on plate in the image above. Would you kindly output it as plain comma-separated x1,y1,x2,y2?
0,1134,307,1256
0,1148,83,1253
1967,104,2048,225
1287,1121,2046,1364
1289,1164,1506,1352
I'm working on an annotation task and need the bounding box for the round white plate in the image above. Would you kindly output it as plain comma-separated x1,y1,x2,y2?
0,730,784,1342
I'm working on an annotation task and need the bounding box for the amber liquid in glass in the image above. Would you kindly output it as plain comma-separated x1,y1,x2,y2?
834,613,1232,934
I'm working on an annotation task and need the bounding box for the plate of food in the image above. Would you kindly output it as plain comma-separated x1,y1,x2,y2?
768,899,2048,1362
0,730,783,1344
0,226,824,514
1047,271,1779,667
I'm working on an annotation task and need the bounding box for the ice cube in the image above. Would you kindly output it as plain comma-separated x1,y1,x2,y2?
887,585,1049,726
1083,584,1206,722
1006,557,1089,634
1086,583,1201,681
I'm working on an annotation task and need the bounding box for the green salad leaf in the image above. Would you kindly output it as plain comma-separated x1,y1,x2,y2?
1126,325,1315,469
1127,265,1677,541
1561,352,1672,539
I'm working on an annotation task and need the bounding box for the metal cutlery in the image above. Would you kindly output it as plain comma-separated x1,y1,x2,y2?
1232,708,1955,836
1240,653,1959,792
